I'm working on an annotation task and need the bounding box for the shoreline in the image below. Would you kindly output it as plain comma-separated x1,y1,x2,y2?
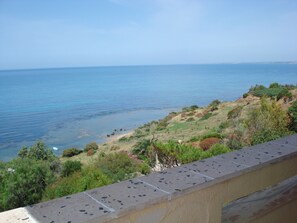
105,130,135,143
0,108,175,162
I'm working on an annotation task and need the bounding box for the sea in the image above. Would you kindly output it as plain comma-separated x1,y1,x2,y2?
1,64,297,161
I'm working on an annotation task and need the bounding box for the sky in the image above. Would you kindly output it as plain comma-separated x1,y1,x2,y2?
0,0,297,70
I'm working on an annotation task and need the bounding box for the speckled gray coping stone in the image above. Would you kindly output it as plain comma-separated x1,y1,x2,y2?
23,134,297,223
250,138,297,158
26,192,111,223
270,134,297,147
214,147,273,167
181,157,247,179
87,178,168,213
216,134,297,168
138,165,211,194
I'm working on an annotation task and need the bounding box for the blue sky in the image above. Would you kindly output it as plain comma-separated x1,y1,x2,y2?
0,0,297,69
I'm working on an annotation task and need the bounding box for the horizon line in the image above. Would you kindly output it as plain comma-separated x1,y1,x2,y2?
1,61,297,72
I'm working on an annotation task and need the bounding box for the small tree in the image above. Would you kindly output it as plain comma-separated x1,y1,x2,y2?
0,159,53,211
17,141,55,161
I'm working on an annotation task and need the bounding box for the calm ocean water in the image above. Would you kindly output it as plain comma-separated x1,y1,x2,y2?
1,64,297,161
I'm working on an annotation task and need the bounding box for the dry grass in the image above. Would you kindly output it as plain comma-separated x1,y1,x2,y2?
62,89,296,164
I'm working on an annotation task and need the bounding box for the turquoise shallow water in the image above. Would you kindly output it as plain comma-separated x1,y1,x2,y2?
0,64,297,161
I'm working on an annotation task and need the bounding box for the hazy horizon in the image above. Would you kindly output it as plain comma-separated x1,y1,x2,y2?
1,61,297,72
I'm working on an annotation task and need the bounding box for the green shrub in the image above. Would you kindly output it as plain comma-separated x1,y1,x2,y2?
61,160,82,177
119,136,132,142
0,158,53,211
96,152,141,182
178,147,204,164
243,93,249,98
0,141,60,211
276,88,292,101
152,141,203,166
84,142,98,152
62,148,82,157
151,141,180,167
252,130,288,145
188,136,200,142
227,131,244,150
208,100,220,111
207,144,232,156
269,82,281,88
49,159,62,174
248,83,293,101
18,141,55,161
182,105,199,112
18,147,28,158
246,98,290,145
43,172,81,200
209,99,221,107
252,88,284,98
288,101,297,132
43,166,110,200
132,139,153,161
139,161,151,175
190,105,199,110
150,140,232,166
249,84,266,91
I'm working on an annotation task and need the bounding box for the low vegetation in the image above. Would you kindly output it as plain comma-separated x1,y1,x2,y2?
62,148,82,157
0,142,58,211
246,83,296,101
1,82,296,212
199,137,221,151
288,101,297,131
43,166,111,200
245,98,290,145
84,142,99,152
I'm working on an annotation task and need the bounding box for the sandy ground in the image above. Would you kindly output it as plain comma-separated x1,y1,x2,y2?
106,131,134,143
